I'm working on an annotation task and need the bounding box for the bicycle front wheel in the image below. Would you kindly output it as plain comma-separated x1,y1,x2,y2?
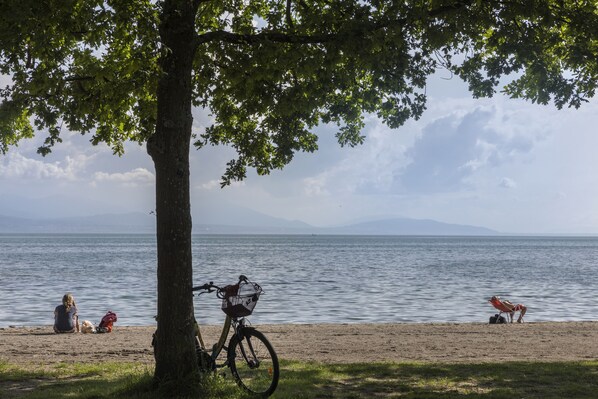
228,328,279,397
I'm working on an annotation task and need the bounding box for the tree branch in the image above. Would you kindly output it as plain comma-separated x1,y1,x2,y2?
286,0,294,30
194,1,475,47
196,30,336,45
427,0,475,18
64,75,94,82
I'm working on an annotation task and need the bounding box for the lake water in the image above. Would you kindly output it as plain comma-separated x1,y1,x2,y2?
1,234,597,327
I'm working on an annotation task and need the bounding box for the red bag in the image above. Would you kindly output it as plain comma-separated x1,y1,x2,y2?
97,311,117,333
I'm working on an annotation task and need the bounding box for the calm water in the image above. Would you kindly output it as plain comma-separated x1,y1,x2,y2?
1,234,597,327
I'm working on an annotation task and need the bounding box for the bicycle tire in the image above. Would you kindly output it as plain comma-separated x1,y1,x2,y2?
228,328,279,397
196,337,214,372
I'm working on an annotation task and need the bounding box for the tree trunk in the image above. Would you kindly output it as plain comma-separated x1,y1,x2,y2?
147,0,199,382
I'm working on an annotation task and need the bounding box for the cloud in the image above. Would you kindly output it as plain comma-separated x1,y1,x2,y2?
196,179,245,190
499,177,517,189
199,180,221,190
302,175,331,197
0,152,87,180
286,102,545,201
395,107,535,193
294,119,413,197
93,168,154,187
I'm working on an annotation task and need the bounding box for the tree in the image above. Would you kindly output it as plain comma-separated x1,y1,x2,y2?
1,0,597,387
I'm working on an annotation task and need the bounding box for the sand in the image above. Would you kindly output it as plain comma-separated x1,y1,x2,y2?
1,322,597,365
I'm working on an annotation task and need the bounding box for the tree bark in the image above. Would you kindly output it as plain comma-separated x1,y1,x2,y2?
147,0,199,382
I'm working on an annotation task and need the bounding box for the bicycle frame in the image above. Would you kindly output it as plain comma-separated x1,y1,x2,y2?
195,314,232,365
195,310,260,373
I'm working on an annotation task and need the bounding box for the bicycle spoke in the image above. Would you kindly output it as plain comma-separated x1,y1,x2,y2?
229,329,279,397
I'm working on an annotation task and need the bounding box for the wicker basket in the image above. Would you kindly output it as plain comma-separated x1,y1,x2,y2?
221,280,263,318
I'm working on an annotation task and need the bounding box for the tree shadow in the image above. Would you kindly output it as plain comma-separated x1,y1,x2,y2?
2,361,597,398
276,361,598,399
0,362,151,399
0,365,244,399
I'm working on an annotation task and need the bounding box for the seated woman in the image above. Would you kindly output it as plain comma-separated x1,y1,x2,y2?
489,296,527,323
54,293,80,333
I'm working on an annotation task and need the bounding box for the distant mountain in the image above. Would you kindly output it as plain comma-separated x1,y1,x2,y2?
0,193,133,219
0,192,499,235
0,213,498,235
192,203,312,229
321,218,498,236
0,213,155,233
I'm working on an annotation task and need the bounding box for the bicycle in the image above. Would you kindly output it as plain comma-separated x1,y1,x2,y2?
155,275,279,397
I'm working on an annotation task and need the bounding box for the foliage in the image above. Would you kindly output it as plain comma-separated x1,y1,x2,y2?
3,1,595,183
0,0,159,156
450,1,598,109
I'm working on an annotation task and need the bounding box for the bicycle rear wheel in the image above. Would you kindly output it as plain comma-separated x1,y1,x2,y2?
228,328,279,397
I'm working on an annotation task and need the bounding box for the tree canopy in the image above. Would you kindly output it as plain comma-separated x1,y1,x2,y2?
4,1,594,180
1,0,597,389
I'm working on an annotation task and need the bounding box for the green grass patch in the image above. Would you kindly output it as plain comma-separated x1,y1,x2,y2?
0,361,156,399
274,361,598,399
1,360,597,398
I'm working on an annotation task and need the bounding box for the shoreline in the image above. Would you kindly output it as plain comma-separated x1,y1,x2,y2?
1,321,598,365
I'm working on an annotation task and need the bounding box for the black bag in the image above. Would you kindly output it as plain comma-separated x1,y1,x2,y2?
489,314,506,324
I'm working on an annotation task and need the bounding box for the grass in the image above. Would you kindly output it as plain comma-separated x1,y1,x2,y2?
1,360,597,398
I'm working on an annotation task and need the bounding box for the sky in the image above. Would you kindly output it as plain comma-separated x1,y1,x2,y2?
2,72,598,235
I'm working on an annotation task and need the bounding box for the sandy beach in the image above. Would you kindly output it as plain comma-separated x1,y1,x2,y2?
1,321,597,365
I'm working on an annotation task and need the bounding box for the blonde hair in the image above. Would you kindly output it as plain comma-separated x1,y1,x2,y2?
62,293,76,312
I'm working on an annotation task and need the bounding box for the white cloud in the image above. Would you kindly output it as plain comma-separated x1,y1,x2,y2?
93,168,154,187
0,152,89,180
499,177,517,189
199,180,221,190
396,106,539,194
196,179,245,190
302,175,330,197
296,119,412,198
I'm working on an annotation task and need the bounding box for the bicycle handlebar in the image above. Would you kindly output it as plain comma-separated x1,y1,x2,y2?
192,275,249,294
192,282,219,293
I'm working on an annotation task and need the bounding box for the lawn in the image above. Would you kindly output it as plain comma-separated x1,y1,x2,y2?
1,360,597,398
